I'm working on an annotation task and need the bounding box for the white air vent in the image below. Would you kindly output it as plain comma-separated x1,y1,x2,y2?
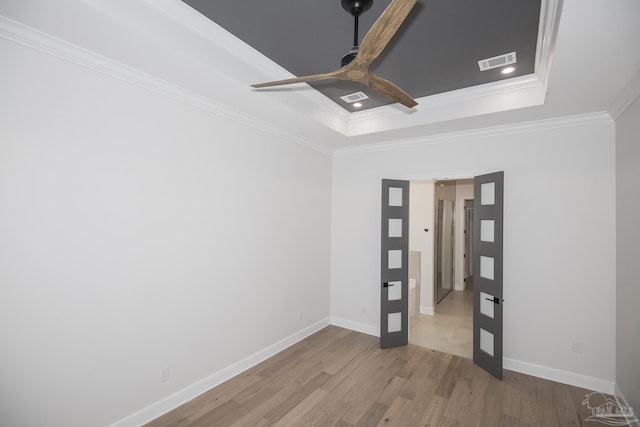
340,91,369,103
478,52,517,71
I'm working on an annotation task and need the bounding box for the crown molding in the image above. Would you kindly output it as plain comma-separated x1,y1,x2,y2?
334,111,613,157
0,13,332,156
536,0,564,89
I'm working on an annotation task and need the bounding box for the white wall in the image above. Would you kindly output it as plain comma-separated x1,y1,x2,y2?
0,38,332,427
330,120,616,391
409,181,435,314
615,93,640,411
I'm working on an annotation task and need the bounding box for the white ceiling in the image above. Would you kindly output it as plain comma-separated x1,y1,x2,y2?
1,0,639,153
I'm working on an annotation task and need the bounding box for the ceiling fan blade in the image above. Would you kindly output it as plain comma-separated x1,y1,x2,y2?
368,72,418,108
252,72,337,88
354,0,417,66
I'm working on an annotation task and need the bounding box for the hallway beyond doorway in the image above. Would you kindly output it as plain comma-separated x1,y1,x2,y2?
409,282,473,359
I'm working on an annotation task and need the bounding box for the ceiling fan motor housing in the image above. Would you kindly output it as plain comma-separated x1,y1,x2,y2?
341,0,373,15
341,46,360,67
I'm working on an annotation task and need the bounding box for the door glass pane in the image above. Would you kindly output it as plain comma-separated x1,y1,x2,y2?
388,218,402,238
480,328,494,356
480,292,495,318
480,219,495,242
480,256,494,280
388,250,402,269
388,312,402,333
389,187,403,207
481,182,495,205
388,281,402,301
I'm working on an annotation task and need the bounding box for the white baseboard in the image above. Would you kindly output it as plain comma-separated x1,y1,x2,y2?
330,316,379,337
108,317,331,427
420,305,435,315
504,357,615,394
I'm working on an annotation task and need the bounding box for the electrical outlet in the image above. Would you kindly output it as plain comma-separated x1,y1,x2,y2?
361,307,367,315
571,341,583,354
160,365,170,382
297,312,302,321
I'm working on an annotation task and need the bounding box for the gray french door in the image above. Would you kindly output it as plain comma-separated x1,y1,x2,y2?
473,171,504,379
380,179,409,348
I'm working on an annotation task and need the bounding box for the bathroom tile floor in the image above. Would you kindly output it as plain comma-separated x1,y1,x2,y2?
409,283,473,359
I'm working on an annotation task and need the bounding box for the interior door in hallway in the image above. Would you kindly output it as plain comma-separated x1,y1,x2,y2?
473,171,504,379
380,179,409,348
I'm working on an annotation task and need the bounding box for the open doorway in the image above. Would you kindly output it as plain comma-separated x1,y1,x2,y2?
408,179,475,359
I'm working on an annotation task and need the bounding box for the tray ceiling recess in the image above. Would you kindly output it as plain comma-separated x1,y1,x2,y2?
182,0,548,116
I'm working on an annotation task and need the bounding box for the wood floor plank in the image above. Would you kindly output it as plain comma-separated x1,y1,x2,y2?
436,416,462,427
443,376,474,421
435,355,464,398
322,333,374,376
226,395,285,427
420,394,449,427
569,383,600,425
187,399,242,427
263,372,332,424
374,396,416,427
297,352,385,425
376,375,408,406
501,370,523,420
271,388,329,427
399,350,437,399
395,345,423,379
553,383,582,426
320,337,379,392
478,368,504,427
535,376,562,427
501,413,522,426
352,401,388,427
467,365,492,416
144,326,620,427
296,397,351,426
519,372,541,426
339,357,406,424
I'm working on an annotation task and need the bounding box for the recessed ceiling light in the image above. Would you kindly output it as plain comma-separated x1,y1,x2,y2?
501,66,515,74
353,102,363,108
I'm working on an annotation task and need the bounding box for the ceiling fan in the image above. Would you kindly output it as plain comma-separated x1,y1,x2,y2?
251,0,418,109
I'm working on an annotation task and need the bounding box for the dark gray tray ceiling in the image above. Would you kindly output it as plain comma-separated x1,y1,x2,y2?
182,0,540,111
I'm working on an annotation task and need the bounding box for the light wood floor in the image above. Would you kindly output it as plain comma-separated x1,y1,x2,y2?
410,287,473,359
146,326,616,427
